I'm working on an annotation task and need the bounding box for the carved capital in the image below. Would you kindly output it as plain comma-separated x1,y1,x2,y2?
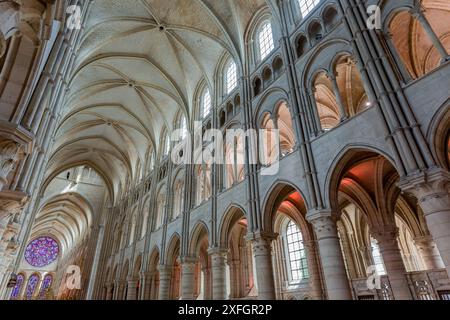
0,190,28,221
247,232,277,256
0,1,21,41
398,169,450,216
0,139,23,189
371,225,399,248
157,264,173,277
307,209,339,240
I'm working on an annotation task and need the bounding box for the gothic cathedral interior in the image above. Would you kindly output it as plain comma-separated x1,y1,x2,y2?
1,0,450,301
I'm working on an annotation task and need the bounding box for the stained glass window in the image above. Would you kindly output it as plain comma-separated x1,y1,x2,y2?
39,274,53,299
24,236,59,267
10,274,24,300
26,274,40,300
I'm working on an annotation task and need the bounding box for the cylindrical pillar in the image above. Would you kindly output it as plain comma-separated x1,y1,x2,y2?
158,265,172,300
126,278,138,300
372,226,413,300
308,212,352,300
180,257,197,300
414,236,445,270
209,248,228,300
250,233,276,300
304,240,324,299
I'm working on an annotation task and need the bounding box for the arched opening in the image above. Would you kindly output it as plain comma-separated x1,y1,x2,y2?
313,71,340,130
172,172,185,220
308,21,323,45
189,223,211,300
224,128,245,189
166,236,181,300
227,102,234,118
333,55,370,116
155,185,167,229
25,273,40,300
148,249,160,300
313,54,369,131
262,66,273,88
388,1,450,80
219,109,226,127
263,183,322,300
329,149,444,300
253,77,262,97
296,35,308,58
273,57,284,78
120,261,129,300
257,21,275,61
220,207,254,299
141,197,151,238
276,102,296,157
195,163,212,205
322,6,340,31
131,255,142,300
260,113,278,167
9,273,25,300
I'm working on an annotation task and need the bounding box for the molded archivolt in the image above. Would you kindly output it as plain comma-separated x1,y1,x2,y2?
427,100,450,170
322,145,398,210
384,0,450,79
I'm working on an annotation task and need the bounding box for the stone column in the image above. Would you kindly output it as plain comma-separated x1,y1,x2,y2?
328,74,348,121
304,240,324,299
401,172,450,278
249,232,277,300
112,280,119,300
114,280,125,300
202,266,211,299
372,226,413,300
414,236,444,270
126,278,138,300
158,265,172,300
140,271,151,300
307,211,352,300
180,257,197,300
309,88,323,135
105,283,113,300
209,248,228,300
411,7,449,62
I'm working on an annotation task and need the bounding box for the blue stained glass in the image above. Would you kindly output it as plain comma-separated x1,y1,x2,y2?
26,274,39,300
10,274,24,300
24,236,59,267
39,274,53,299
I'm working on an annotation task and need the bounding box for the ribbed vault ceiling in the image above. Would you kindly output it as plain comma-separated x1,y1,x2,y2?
48,0,269,202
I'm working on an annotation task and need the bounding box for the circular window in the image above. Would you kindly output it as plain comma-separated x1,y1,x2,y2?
25,237,59,267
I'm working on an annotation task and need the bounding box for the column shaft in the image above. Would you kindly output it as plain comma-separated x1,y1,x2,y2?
414,236,445,270
308,213,352,300
158,265,172,300
251,235,276,300
372,227,413,300
180,258,197,300
126,279,138,300
209,249,228,300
